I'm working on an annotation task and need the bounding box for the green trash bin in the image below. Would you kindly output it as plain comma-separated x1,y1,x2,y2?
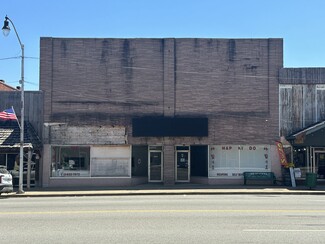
306,172,317,189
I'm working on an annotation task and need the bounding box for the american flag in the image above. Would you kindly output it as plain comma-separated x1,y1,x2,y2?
0,107,18,121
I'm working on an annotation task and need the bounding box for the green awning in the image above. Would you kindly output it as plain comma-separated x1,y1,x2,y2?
286,120,325,147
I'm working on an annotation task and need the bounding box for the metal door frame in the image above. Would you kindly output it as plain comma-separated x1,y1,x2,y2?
148,146,163,182
175,146,190,182
311,147,325,178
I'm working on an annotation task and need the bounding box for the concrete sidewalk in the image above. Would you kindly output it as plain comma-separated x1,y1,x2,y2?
2,184,325,198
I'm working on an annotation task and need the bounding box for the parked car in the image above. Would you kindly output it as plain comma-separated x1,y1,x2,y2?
0,166,13,194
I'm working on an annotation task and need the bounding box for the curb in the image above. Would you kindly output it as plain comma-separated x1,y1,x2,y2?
2,188,325,198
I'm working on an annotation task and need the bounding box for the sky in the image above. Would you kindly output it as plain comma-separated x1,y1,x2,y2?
1,0,325,90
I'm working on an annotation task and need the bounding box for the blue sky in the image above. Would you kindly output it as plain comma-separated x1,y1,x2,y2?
1,0,325,90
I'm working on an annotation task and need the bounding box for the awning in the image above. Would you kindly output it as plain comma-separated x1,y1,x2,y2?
286,120,325,147
0,120,41,153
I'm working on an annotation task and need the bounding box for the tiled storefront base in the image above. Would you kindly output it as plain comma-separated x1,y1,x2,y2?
43,177,148,188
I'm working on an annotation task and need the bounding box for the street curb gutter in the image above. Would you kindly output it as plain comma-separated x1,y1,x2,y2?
2,189,325,198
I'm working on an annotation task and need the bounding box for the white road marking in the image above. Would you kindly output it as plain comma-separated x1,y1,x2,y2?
244,229,325,232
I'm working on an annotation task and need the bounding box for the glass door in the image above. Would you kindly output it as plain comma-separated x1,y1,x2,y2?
316,152,325,179
310,148,325,179
176,146,190,182
149,147,163,182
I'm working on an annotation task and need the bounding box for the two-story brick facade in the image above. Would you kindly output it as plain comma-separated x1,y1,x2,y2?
40,38,283,187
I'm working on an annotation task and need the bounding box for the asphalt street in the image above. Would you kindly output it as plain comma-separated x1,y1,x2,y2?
1,194,325,243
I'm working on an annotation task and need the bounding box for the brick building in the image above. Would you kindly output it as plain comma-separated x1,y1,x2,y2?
40,38,283,187
0,80,17,91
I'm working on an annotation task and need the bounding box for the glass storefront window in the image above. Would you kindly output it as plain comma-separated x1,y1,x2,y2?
0,154,6,167
293,147,307,178
50,145,131,178
51,146,90,177
0,154,17,170
209,145,270,177
90,146,131,177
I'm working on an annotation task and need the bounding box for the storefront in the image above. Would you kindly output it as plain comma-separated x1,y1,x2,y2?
131,145,208,184
0,120,41,186
287,120,325,181
42,124,136,187
132,144,278,184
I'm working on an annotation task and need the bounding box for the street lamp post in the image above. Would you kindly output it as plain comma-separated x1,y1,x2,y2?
2,15,25,194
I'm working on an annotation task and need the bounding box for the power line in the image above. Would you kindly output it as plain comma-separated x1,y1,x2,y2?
0,56,20,60
0,56,39,61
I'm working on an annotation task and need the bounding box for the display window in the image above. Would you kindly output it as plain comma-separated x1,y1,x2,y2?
293,147,325,179
51,145,131,178
0,154,17,170
90,146,131,177
209,145,270,177
51,146,90,177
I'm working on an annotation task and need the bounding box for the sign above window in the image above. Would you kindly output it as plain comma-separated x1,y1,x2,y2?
132,117,208,137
